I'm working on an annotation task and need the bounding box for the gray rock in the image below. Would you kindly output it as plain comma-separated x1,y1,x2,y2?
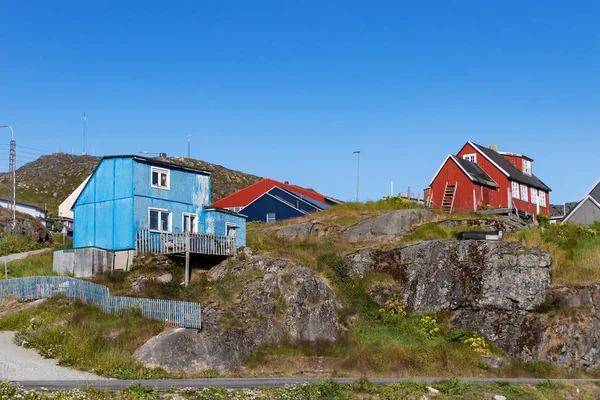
275,222,326,240
156,273,172,283
135,255,341,374
345,240,551,313
480,355,509,369
367,282,403,307
341,209,438,243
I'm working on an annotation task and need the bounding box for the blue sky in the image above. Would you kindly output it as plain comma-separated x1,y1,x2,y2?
1,1,598,203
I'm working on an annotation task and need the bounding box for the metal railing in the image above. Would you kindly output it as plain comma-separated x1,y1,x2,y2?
0,276,202,329
135,229,236,256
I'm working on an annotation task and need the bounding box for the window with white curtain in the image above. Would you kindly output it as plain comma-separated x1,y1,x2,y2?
521,184,528,202
511,182,520,199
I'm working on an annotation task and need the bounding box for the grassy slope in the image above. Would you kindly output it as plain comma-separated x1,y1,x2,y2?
3,200,600,380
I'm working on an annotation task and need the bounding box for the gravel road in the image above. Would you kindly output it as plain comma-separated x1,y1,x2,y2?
0,331,104,380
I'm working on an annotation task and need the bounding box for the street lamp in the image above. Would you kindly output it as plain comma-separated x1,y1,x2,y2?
0,125,15,231
353,150,360,202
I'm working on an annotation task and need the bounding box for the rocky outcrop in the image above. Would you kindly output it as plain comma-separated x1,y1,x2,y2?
341,209,438,242
275,222,328,240
0,210,51,242
346,240,551,313
436,214,529,233
345,240,558,365
134,254,341,374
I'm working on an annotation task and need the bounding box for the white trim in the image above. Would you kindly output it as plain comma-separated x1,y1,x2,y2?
563,195,600,222
148,207,172,233
225,222,238,237
429,155,475,186
511,181,520,200
182,212,198,233
467,141,510,177
151,166,170,190
580,178,600,202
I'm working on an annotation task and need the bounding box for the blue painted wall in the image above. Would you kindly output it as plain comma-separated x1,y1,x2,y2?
269,187,321,213
205,210,247,248
73,157,134,250
132,161,210,236
239,193,305,222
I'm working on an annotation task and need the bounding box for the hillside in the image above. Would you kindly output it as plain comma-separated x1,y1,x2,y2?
0,153,261,215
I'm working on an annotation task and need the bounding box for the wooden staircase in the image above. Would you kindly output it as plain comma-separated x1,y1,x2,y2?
442,182,457,213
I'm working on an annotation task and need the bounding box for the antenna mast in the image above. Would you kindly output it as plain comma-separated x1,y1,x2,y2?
187,135,190,158
83,112,86,155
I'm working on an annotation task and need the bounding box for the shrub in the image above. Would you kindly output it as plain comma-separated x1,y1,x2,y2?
419,316,441,338
378,300,407,323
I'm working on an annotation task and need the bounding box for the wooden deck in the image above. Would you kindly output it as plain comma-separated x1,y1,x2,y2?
135,229,236,257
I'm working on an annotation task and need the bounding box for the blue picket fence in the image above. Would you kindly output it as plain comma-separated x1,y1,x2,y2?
0,276,201,329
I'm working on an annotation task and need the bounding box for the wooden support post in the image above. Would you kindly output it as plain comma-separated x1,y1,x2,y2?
473,189,477,212
184,233,190,287
4,260,7,280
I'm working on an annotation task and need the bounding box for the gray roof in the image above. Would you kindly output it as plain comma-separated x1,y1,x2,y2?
452,156,499,188
471,143,551,192
550,202,579,218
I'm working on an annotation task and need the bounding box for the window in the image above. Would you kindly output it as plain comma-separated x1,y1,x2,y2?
539,191,547,207
463,154,477,163
531,188,538,205
511,182,520,199
151,167,170,189
266,213,276,223
226,223,237,237
522,160,532,176
149,208,171,232
520,184,528,202
183,213,197,233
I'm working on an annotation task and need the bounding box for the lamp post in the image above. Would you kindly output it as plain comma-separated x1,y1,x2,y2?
353,150,360,202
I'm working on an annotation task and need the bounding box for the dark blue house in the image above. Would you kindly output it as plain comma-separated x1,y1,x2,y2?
213,178,342,223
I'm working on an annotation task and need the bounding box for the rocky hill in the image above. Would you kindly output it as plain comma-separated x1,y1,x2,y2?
0,153,261,215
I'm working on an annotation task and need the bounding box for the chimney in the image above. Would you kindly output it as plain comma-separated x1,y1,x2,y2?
284,181,289,184
489,144,498,152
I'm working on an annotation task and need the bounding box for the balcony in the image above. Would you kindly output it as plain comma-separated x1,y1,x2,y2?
135,229,236,257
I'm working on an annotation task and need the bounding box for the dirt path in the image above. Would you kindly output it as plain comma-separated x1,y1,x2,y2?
0,248,52,265
0,331,105,380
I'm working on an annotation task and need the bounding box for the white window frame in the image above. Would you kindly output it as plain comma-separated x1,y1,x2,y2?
463,153,477,163
148,207,172,233
151,167,170,190
511,181,520,199
539,191,547,207
182,212,198,233
226,222,237,237
531,188,538,205
520,184,528,202
266,213,276,223
522,159,532,176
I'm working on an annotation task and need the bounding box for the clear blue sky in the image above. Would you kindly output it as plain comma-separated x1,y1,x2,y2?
1,1,598,203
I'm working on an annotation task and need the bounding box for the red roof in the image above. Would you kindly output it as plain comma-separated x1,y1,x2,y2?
212,178,328,208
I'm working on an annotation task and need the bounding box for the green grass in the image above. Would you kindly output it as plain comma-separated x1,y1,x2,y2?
0,234,50,257
4,251,55,278
4,379,595,400
507,222,600,285
0,297,168,379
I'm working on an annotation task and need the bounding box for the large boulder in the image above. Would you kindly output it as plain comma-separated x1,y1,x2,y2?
341,209,437,243
135,255,341,373
346,240,551,313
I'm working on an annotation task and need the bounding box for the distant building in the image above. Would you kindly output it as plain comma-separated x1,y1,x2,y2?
54,155,246,276
425,142,551,216
562,180,600,225
58,175,91,219
212,178,343,223
0,198,47,226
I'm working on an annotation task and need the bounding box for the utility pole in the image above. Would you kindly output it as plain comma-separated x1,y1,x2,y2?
0,125,15,232
353,150,360,202
187,135,191,158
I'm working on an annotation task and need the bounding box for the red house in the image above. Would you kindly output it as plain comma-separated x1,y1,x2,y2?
425,142,551,215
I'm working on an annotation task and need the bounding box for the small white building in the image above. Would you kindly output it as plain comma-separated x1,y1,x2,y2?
58,176,91,220
0,198,47,226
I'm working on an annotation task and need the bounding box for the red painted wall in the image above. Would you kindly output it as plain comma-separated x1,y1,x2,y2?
430,157,482,212
455,143,550,215
501,155,523,171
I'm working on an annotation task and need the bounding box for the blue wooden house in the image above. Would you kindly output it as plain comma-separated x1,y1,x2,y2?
54,155,246,278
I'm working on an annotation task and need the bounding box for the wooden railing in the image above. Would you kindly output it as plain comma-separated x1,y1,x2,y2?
135,230,236,256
